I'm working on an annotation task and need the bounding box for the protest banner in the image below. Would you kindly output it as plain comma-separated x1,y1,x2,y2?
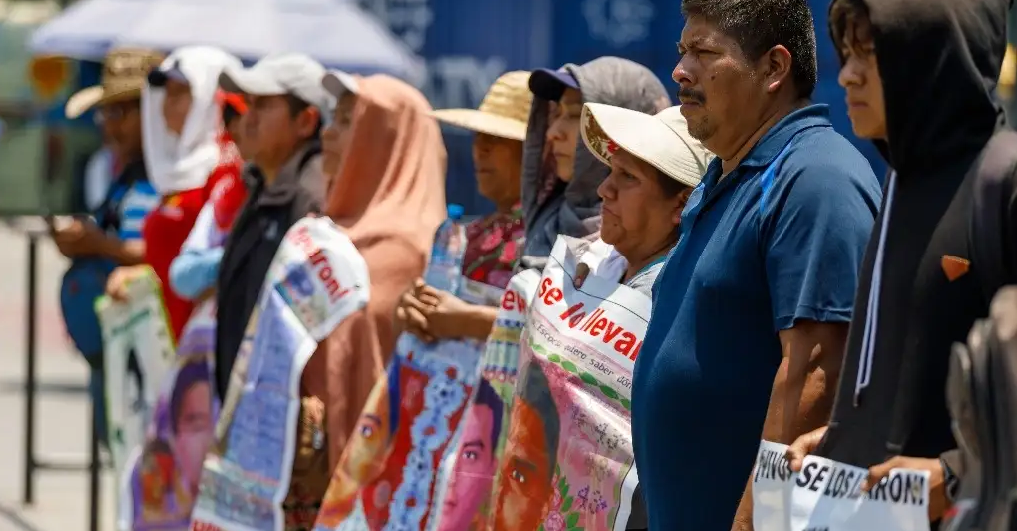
489,236,648,531
119,299,218,531
190,217,370,531
751,441,931,531
427,269,541,531
97,267,176,510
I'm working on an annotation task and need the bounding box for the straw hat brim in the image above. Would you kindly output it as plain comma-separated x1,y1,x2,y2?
431,109,527,142
581,103,705,189
65,85,142,119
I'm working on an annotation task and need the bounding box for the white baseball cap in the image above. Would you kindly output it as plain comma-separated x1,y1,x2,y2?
321,70,359,99
581,103,715,188
219,53,332,112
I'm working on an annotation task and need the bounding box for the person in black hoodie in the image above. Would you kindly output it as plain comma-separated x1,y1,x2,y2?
786,0,1017,524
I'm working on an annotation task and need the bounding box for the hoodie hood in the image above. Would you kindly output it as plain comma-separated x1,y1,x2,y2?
143,46,242,195
521,56,670,259
832,0,1010,175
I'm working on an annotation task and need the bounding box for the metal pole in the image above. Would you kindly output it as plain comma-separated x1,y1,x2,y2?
21,234,38,505
89,395,100,531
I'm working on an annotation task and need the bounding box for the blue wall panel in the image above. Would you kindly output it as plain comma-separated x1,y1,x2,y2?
365,0,887,216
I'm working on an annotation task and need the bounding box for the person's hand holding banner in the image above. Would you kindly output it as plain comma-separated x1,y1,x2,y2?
752,436,932,531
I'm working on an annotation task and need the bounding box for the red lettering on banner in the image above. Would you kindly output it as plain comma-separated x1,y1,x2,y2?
538,277,563,306
298,239,350,304
501,289,527,313
190,520,226,531
539,276,644,362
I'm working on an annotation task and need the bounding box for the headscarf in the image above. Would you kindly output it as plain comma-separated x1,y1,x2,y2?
520,56,670,260
308,75,447,471
142,46,242,195
325,74,447,256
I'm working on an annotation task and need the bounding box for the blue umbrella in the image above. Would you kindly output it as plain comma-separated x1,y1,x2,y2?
29,0,423,81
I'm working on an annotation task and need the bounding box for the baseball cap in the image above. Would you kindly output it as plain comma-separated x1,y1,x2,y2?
219,53,331,111
581,103,715,189
321,70,359,99
528,67,580,101
147,61,187,87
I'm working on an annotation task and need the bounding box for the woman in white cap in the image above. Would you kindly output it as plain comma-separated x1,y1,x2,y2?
574,104,713,293
573,103,714,530
394,70,534,343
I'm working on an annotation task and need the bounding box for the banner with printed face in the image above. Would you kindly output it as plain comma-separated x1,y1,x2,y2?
490,237,648,531
190,217,370,531
430,269,542,531
312,335,481,531
751,440,931,531
97,267,176,499
119,299,218,531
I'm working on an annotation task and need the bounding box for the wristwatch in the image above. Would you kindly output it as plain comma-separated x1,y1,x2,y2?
940,456,961,502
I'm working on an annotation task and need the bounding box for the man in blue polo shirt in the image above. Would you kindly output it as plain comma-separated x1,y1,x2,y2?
630,0,882,529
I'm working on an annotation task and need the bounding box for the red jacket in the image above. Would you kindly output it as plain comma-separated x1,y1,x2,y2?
142,133,244,341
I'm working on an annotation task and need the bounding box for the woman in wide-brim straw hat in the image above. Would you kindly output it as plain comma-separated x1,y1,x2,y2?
394,70,534,344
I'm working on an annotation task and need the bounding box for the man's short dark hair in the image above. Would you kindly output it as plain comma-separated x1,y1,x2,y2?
284,94,323,140
682,0,818,99
517,361,559,482
828,0,872,60
474,379,505,451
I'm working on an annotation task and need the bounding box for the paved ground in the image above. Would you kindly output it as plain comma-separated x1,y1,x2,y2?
0,225,117,531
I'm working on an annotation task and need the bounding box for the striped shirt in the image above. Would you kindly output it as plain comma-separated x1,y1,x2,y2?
118,180,160,241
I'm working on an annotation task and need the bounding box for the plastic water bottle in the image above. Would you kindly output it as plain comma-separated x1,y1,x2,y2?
425,204,467,294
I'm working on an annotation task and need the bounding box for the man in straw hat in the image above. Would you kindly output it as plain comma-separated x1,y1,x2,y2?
395,71,532,348
53,47,163,448
54,47,165,261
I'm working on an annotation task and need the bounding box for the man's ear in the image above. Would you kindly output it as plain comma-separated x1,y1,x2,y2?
298,106,321,138
763,44,794,94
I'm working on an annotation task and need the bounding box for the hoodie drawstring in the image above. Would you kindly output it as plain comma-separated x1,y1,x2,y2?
854,171,897,407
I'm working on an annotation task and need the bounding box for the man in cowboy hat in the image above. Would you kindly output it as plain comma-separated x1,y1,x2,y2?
53,47,163,447
54,47,165,262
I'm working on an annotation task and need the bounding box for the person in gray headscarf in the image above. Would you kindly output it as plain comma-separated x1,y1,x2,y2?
397,58,670,345
520,56,671,266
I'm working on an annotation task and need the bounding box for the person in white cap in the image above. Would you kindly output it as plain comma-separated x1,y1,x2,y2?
575,103,713,294
212,53,332,404
570,103,714,531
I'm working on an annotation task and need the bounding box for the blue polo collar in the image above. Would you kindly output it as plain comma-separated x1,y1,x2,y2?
738,104,833,169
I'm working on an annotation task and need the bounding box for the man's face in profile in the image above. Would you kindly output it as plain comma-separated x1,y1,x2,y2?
440,403,498,530
492,399,554,531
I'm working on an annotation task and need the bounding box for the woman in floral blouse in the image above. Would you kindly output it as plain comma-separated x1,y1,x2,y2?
395,71,532,342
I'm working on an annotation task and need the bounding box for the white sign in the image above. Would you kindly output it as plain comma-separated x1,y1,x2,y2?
752,440,931,531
